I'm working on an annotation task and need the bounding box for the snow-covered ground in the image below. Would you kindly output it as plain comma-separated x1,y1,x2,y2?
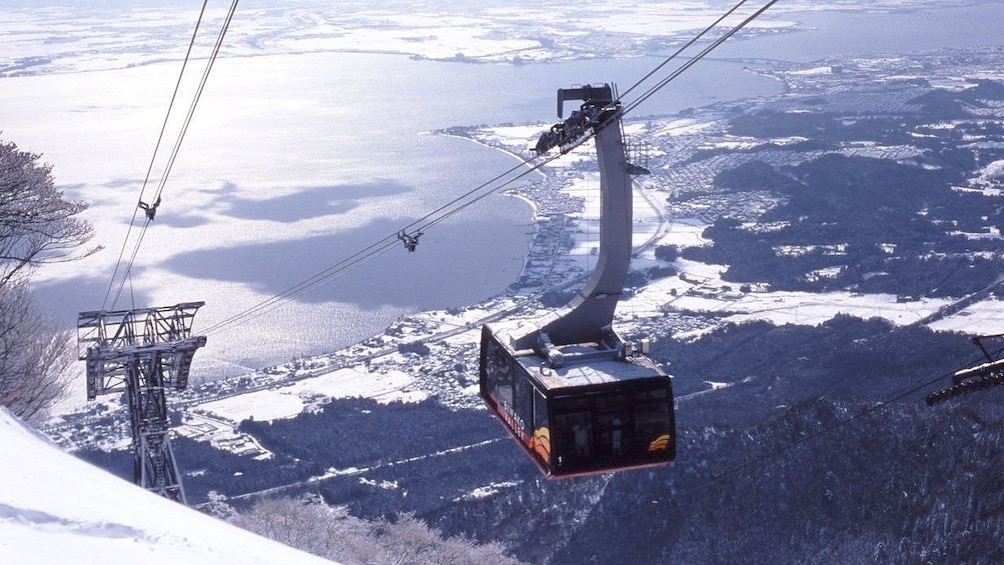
0,1,797,73
8,3,1004,557
0,0,964,74
930,297,1004,335
0,407,332,564
197,364,425,423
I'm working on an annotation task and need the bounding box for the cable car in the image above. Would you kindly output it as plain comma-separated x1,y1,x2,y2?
480,325,674,477
479,84,675,478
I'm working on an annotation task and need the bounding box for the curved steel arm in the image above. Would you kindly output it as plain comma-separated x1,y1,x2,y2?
513,84,638,353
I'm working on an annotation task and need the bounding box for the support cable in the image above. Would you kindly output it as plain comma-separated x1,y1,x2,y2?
200,1,779,335
102,0,210,311
622,0,780,117
202,152,565,335
104,0,242,311
618,0,755,102
415,0,780,231
201,239,400,335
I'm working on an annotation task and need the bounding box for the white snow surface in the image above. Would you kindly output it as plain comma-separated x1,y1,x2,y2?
0,407,332,564
199,364,425,423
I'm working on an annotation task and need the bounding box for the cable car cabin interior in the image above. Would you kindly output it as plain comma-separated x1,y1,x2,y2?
480,325,675,478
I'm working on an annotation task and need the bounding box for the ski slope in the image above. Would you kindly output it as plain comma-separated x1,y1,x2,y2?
0,408,332,565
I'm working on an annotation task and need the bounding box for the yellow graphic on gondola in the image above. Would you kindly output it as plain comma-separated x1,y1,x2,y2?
531,427,551,464
648,434,670,452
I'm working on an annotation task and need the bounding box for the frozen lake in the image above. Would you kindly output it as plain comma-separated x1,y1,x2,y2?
2,1,1001,378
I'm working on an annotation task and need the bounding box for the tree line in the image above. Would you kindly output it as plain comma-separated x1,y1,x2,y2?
206,492,523,564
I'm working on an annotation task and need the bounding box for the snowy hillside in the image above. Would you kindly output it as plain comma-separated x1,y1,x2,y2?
0,408,331,565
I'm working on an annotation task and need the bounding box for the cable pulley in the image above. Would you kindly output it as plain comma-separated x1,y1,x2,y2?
927,338,1004,405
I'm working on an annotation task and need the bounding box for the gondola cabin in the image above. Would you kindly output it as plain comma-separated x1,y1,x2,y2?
480,325,675,478
479,83,675,477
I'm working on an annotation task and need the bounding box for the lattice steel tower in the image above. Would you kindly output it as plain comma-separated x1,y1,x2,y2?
77,302,207,504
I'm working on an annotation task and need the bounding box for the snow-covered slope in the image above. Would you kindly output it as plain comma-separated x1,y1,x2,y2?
0,408,332,564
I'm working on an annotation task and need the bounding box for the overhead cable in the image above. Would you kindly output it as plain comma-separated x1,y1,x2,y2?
104,0,242,311
200,0,779,334
102,0,211,311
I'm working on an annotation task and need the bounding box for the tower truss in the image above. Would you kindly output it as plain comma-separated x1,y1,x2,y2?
77,302,207,503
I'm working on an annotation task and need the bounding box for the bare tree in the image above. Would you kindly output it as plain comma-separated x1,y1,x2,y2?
0,136,97,422
0,281,74,425
227,495,523,564
229,495,375,561
0,137,98,286
372,512,520,565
